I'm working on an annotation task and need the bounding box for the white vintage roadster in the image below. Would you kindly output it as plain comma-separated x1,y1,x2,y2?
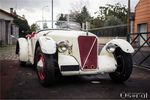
16,21,134,86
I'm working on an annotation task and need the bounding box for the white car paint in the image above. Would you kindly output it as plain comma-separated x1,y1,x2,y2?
97,39,134,74
98,55,117,73
38,36,57,54
106,39,134,53
59,54,80,75
58,54,79,66
17,29,134,76
18,38,29,62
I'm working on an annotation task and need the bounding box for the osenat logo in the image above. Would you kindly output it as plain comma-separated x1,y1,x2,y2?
120,92,148,99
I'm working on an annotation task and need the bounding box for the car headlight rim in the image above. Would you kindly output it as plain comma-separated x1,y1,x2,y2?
57,41,69,53
106,43,117,53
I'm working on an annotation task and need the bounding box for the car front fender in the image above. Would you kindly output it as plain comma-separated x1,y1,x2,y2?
98,39,134,73
38,36,56,54
106,39,134,53
16,38,29,62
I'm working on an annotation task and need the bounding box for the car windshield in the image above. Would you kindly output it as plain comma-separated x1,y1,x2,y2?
35,20,81,31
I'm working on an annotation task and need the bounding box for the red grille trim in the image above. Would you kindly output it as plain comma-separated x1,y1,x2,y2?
78,36,97,70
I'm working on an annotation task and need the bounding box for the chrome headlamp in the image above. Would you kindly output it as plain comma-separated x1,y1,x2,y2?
57,41,69,53
106,43,117,53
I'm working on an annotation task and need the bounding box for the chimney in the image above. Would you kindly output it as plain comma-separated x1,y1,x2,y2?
22,15,25,19
13,10,17,15
10,8,13,14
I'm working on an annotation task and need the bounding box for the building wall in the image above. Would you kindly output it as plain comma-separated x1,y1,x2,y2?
0,20,19,45
0,12,14,21
134,0,150,33
11,24,19,44
0,19,6,45
0,12,19,45
133,0,150,45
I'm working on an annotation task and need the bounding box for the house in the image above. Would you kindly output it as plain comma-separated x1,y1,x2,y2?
133,0,150,46
0,8,25,45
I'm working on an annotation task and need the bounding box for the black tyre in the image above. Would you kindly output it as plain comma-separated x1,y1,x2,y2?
109,48,133,82
35,47,55,86
19,61,26,66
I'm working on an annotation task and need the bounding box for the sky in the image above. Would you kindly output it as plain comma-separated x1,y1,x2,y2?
0,0,140,25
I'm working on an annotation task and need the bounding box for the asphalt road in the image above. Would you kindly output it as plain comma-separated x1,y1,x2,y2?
0,59,150,99
0,45,150,99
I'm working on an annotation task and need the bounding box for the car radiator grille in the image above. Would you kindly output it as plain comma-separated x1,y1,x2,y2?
78,36,97,70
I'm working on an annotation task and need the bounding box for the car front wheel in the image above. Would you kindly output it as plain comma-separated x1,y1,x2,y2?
35,47,55,86
109,48,133,82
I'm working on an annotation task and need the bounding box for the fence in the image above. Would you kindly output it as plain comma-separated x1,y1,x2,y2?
89,25,150,68
130,32,150,68
88,24,127,37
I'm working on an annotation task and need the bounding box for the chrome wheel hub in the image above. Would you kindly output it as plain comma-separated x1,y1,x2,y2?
37,55,45,80
37,57,44,72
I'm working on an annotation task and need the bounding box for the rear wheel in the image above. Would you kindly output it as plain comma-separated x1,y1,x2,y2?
109,48,133,82
35,47,56,86
19,61,26,66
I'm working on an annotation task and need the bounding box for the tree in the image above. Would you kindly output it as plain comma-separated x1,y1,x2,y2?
58,14,67,21
70,0,88,13
96,3,128,24
90,17,104,28
71,6,92,27
104,16,123,26
14,18,30,37
30,23,38,32
56,14,67,28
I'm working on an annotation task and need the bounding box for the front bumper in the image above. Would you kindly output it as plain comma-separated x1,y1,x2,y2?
58,54,117,76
